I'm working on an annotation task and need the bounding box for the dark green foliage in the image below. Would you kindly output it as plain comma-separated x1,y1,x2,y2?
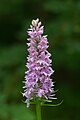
0,0,80,120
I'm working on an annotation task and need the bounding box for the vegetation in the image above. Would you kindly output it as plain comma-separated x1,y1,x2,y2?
0,0,80,120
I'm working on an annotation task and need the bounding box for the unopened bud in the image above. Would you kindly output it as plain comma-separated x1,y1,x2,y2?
32,18,39,27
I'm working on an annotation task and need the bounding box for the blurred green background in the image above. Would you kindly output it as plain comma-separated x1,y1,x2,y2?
0,0,80,120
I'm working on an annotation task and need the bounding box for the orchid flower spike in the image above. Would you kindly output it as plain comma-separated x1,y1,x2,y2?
23,18,56,107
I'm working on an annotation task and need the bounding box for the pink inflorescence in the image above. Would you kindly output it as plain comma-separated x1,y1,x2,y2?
23,18,56,107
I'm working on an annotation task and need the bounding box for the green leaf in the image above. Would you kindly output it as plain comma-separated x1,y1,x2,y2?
41,100,63,107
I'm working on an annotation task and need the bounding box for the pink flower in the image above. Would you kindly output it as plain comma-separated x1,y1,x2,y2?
23,18,56,107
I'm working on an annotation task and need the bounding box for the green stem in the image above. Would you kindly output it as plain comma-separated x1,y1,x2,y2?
36,98,41,120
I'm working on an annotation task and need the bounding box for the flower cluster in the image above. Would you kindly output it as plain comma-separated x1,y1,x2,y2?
23,18,56,107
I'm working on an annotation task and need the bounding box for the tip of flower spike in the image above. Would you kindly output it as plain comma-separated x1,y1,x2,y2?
32,18,41,27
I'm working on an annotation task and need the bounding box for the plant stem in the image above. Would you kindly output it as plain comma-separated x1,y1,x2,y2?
36,98,41,120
